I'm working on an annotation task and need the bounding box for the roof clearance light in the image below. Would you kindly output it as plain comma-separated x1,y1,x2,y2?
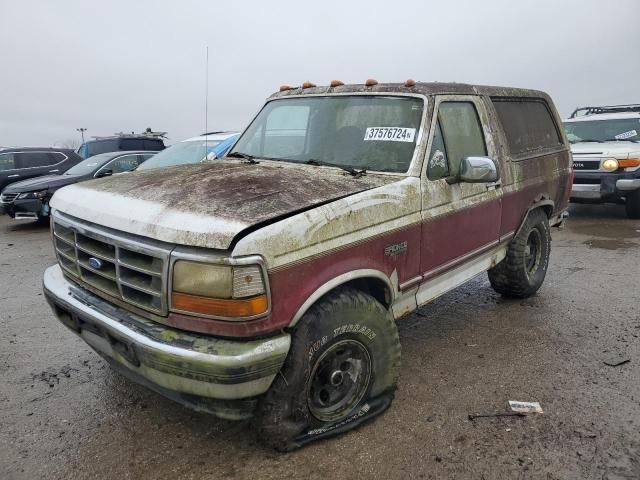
330,80,344,87
405,79,416,87
365,78,378,87
279,85,292,92
302,81,316,88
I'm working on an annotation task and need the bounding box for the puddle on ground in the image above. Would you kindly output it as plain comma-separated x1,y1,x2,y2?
582,239,638,250
571,222,640,239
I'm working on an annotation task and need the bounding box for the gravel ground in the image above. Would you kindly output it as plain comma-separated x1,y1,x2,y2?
1,204,639,480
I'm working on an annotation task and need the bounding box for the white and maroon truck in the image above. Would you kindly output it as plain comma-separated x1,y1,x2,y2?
43,81,572,450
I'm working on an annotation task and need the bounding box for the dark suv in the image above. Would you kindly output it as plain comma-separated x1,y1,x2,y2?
77,134,166,159
0,147,82,192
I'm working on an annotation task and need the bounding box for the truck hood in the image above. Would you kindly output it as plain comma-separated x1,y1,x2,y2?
50,160,397,250
3,174,84,193
571,142,640,157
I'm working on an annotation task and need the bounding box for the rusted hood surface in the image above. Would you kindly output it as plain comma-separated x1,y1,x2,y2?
50,160,397,249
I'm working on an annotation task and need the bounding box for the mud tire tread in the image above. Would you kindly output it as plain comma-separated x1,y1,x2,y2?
625,190,640,219
255,287,401,452
488,209,551,299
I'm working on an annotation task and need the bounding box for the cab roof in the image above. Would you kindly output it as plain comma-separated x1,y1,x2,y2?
269,81,551,101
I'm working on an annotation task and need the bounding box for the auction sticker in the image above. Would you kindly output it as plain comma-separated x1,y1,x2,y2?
614,129,638,140
364,127,416,142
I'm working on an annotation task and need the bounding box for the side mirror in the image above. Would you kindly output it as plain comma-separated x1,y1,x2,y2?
458,156,498,183
95,169,113,178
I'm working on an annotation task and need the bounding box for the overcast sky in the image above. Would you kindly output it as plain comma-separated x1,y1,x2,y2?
1,0,638,148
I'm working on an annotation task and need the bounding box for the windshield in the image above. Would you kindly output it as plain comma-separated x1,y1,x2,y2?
230,95,424,173
64,153,113,175
137,140,220,170
564,118,640,143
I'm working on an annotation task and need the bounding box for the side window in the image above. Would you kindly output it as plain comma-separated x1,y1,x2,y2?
16,152,56,168
492,98,562,155
0,152,16,171
107,155,143,174
48,152,66,165
120,138,145,150
143,139,163,150
427,102,487,180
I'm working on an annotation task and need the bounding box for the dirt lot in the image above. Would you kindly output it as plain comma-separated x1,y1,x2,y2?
1,204,639,480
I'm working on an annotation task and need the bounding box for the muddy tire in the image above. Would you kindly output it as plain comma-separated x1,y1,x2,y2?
625,190,640,219
255,287,401,451
488,209,551,299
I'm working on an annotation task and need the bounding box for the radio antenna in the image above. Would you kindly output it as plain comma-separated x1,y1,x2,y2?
204,46,209,157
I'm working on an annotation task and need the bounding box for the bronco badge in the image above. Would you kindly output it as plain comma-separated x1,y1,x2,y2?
384,241,408,256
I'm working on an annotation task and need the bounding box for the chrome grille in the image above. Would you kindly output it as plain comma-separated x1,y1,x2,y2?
1,192,19,204
52,212,171,315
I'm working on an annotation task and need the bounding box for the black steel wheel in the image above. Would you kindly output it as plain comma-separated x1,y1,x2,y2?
256,287,401,451
308,339,372,422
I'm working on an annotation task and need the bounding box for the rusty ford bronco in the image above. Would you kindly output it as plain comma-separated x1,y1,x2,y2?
43,81,572,450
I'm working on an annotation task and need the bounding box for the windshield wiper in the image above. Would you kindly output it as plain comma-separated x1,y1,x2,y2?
305,159,366,177
570,139,604,143
227,151,259,164
604,138,640,143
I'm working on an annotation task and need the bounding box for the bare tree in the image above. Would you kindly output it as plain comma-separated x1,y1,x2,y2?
55,139,80,149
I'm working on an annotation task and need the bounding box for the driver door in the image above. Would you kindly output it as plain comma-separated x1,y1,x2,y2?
417,95,502,304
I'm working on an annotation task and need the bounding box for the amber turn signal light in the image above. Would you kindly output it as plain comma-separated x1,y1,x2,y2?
279,85,292,92
302,81,316,88
405,79,416,87
330,80,344,87
618,158,640,168
172,292,268,318
365,78,378,86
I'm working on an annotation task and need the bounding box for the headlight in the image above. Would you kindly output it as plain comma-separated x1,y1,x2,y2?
17,190,48,200
601,159,619,171
171,260,268,318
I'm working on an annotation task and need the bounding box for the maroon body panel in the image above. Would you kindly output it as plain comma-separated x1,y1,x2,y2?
420,198,501,276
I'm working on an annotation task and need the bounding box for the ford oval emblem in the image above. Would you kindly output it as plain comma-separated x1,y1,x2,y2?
88,257,103,270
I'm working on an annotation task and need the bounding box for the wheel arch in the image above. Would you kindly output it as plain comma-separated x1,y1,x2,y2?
515,197,555,236
288,269,394,329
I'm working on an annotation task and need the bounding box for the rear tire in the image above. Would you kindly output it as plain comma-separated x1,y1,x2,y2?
255,287,401,451
488,209,551,298
625,190,640,219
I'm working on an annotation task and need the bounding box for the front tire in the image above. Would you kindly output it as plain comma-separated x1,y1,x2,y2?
488,209,551,298
625,190,640,219
256,287,401,451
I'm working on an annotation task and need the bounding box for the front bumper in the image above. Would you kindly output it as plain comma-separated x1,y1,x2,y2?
43,264,290,419
0,198,46,219
571,171,640,201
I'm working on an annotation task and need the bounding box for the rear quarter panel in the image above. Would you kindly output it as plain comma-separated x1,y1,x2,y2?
484,95,572,235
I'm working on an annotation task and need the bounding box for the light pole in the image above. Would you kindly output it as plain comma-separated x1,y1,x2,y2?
76,127,87,143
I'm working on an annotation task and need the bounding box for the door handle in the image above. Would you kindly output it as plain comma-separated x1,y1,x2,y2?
8,174,20,178
49,169,59,173
485,181,501,190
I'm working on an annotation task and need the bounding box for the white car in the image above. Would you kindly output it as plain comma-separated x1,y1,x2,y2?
564,105,640,218
137,131,239,171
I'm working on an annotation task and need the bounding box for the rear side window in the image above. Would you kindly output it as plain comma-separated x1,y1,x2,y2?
120,138,144,150
87,140,119,157
0,152,16,171
16,152,57,168
143,139,164,150
49,152,67,164
492,98,562,156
